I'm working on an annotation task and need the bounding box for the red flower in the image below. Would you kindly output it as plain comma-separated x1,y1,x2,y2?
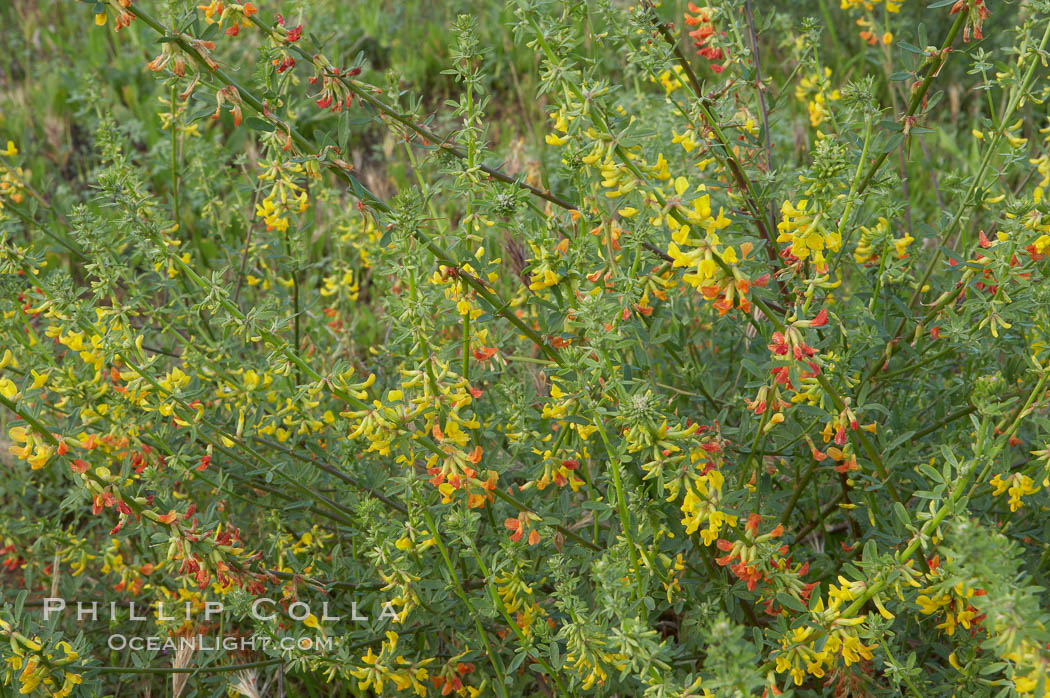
834,425,847,446
684,3,728,72
770,366,793,389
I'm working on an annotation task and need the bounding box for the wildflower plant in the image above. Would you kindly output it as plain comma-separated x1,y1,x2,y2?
1,0,1050,695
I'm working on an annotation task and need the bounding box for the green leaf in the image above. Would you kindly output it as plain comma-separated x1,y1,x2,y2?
881,132,904,153
777,592,808,613
507,650,527,673
348,176,365,200
14,590,27,619
188,106,217,123
918,463,943,484
893,502,911,527
201,21,220,41
243,116,275,132
808,584,822,610
863,539,878,562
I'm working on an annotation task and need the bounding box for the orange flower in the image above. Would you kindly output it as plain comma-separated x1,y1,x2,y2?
504,513,540,545
155,510,178,524
504,517,524,542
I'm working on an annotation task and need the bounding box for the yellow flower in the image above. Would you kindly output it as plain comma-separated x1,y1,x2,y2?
0,377,18,400
778,199,840,272
795,68,840,127
916,592,949,615
30,371,48,389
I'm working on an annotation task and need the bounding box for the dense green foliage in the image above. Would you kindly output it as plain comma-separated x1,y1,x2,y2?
1,0,1050,696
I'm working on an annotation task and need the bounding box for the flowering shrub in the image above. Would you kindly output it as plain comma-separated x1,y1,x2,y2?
1,0,1050,695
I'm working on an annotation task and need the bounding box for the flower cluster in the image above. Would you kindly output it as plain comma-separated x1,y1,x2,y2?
683,4,727,73
777,199,842,273
255,158,310,232
197,1,258,36
794,68,841,128
308,56,361,112
774,580,883,685
840,0,899,44
0,142,27,221
989,472,1041,512
854,215,914,264
94,0,135,30
916,560,986,637
350,631,433,696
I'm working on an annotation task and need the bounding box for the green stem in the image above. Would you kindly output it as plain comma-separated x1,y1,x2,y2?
421,508,511,698
855,10,967,195
592,411,645,599
466,541,570,696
